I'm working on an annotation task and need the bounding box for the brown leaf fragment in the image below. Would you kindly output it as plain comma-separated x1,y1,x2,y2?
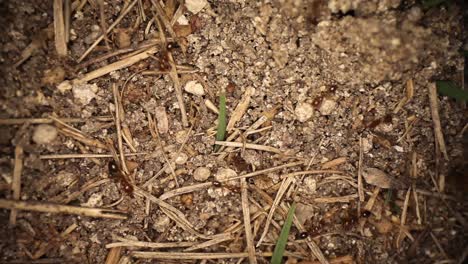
362,168,408,190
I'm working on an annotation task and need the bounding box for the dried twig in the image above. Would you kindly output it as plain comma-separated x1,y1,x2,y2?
159,182,212,200
357,137,365,202
215,141,281,154
428,83,449,160
9,145,24,225
227,87,255,131
240,178,257,264
132,251,304,259
107,236,196,249
0,116,113,125
0,199,127,219
105,247,122,264
39,152,147,159
257,177,295,247
53,0,67,56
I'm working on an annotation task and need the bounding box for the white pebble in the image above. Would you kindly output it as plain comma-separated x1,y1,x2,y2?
153,215,170,233
215,168,238,186
185,0,207,14
319,99,336,115
174,153,188,165
73,83,98,105
184,80,205,96
295,102,313,122
32,124,58,145
194,167,211,181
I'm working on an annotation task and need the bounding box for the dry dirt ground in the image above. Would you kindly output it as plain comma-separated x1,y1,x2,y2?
0,0,467,263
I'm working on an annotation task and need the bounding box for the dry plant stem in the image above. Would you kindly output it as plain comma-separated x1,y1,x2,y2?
76,141,101,166
9,145,24,225
107,240,196,249
430,232,449,259
240,178,257,264
184,234,234,252
53,0,67,56
0,116,113,125
313,194,358,203
168,49,188,127
105,247,122,264
53,178,111,204
218,161,304,182
159,182,212,200
78,0,138,62
427,83,449,160
397,188,412,249
256,177,295,247
133,187,210,239
251,186,327,264
75,47,157,83
113,84,129,174
132,251,304,259
0,199,127,219
39,152,147,159
147,112,179,186
64,0,70,42
357,137,365,202
215,141,281,154
227,87,255,131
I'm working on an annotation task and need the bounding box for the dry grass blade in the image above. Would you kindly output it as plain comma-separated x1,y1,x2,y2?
257,177,294,247
215,141,281,154
105,247,122,264
112,84,129,174
313,194,358,203
149,0,186,53
184,234,234,252
0,116,113,125
39,152,147,159
107,236,196,249
9,145,24,225
227,87,255,131
73,47,157,84
53,0,67,56
357,137,364,201
0,199,127,219
427,82,449,160
133,187,211,239
240,178,257,264
132,251,304,259
159,182,212,200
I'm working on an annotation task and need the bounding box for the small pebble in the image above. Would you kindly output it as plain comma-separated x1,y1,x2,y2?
32,124,58,145
214,168,238,186
73,83,98,105
174,153,188,165
193,167,211,181
184,80,205,96
153,215,170,233
185,0,207,14
295,102,314,122
319,99,336,115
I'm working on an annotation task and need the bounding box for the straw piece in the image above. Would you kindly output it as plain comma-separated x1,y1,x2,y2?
215,141,281,154
240,178,257,264
53,0,67,56
227,87,255,131
0,199,127,219
9,145,24,225
427,82,449,160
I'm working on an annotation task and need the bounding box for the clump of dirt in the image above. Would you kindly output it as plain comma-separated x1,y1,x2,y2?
0,0,466,263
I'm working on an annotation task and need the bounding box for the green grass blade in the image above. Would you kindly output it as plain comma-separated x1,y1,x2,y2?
214,92,227,151
436,80,468,102
271,202,296,264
